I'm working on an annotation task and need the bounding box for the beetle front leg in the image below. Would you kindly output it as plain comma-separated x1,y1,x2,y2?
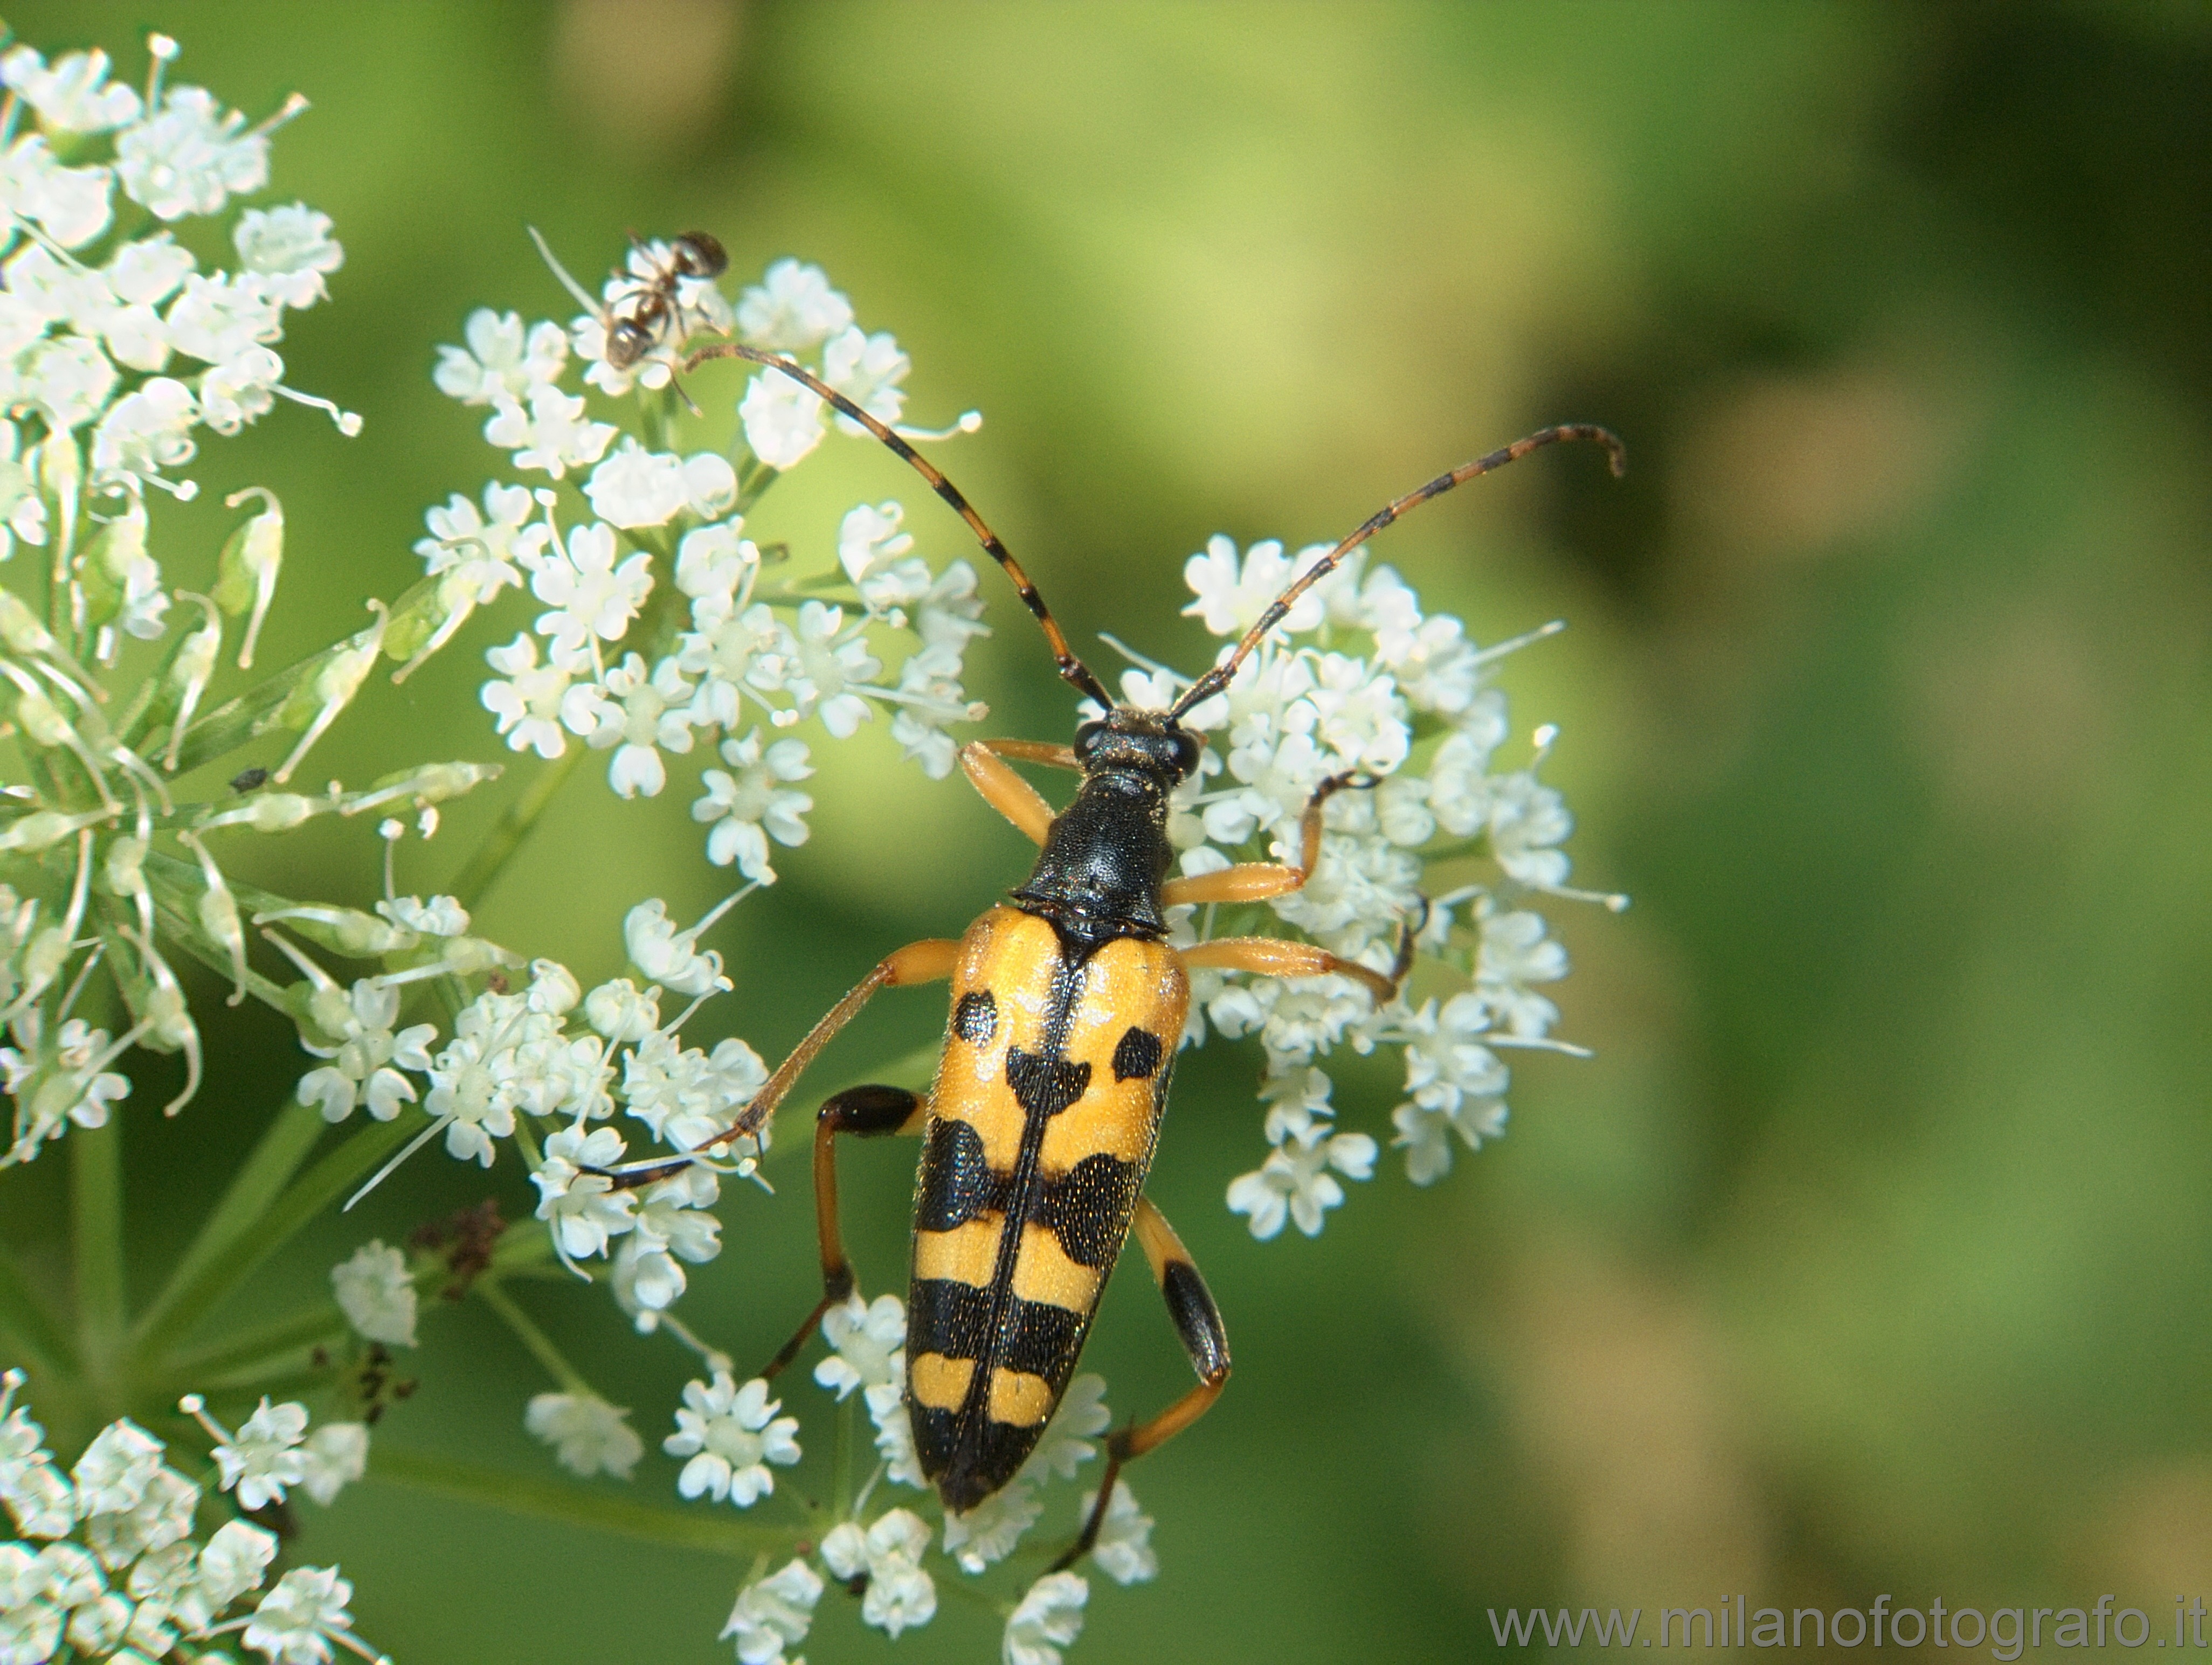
959,738,1079,845
1052,1195,1229,1572
1160,769,1373,908
759,1083,929,1381
599,936,953,1187
1178,933,1409,1004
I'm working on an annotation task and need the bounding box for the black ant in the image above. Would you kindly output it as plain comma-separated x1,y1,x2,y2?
605,230,728,370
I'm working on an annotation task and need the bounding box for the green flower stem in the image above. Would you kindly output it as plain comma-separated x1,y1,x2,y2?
130,1113,414,1370
142,1100,328,1348
475,1276,590,1396
368,1446,791,1557
165,1223,556,1391
448,745,586,912
163,1308,351,1394
70,1115,126,1371
0,1240,78,1378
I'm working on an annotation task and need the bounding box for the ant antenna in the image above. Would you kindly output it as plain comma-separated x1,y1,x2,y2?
685,342,1116,711
1167,424,1625,720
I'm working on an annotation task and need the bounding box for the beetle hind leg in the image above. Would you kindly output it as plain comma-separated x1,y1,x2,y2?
759,1083,928,1380
1052,1195,1229,1573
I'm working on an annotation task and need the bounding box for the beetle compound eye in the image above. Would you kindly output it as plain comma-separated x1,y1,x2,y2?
1169,729,1201,780
1073,720,1107,762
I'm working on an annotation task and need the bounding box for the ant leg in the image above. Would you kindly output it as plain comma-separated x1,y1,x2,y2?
1052,1196,1228,1572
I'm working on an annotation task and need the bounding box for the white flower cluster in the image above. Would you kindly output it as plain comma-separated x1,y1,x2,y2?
700,1291,1153,1665
425,249,991,879
1126,537,1618,1234
288,892,773,1319
0,30,495,1174
0,38,350,521
0,1370,381,1665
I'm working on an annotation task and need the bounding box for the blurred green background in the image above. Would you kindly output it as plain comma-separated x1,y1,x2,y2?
4,2,2210,1658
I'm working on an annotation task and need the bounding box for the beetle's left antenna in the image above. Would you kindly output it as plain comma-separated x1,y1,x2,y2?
1167,424,1626,720
686,342,1116,711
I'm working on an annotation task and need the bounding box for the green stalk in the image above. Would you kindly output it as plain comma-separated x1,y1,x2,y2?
448,746,585,911
70,1115,125,1370
140,1100,328,1344
162,1309,350,1394
369,1446,790,1556
0,1240,78,1377
165,1222,556,1389
476,1278,590,1394
129,1113,414,1369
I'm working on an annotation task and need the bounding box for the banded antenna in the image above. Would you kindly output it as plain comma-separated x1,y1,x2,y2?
689,343,1625,725
1166,424,1627,721
684,342,1116,711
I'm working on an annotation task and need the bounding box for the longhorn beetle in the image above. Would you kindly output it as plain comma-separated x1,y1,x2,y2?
629,335,1622,1566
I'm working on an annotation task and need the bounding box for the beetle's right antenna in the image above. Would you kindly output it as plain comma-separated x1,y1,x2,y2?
1167,423,1625,720
686,342,1116,711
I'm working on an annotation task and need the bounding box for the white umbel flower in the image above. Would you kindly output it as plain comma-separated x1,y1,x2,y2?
241,1564,357,1665
531,1122,637,1262
232,204,342,309
820,1508,936,1638
298,1423,368,1507
621,897,727,996
821,326,909,433
68,1419,164,1516
115,85,272,222
524,1392,643,1480
434,308,567,405
720,1556,824,1665
1082,1480,1159,1585
737,258,853,352
813,1292,904,1399
1,46,142,134
1002,1571,1088,1665
330,1241,417,1347
738,370,824,470
484,383,615,479
865,1379,927,1489
481,629,583,758
564,651,696,799
1226,1115,1378,1239
694,730,813,880
208,1398,309,1511
662,1373,800,1507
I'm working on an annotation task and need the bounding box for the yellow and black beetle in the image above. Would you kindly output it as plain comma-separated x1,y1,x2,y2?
640,336,1621,1563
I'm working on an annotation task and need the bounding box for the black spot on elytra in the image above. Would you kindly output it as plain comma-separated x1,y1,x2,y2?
996,1296,1084,1380
1006,1047,1090,1118
1111,1026,1163,1082
1032,1151,1140,1268
906,1275,992,1363
915,1119,1010,1231
952,990,997,1046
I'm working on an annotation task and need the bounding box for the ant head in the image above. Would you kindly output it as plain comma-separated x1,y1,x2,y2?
1073,707,1202,783
671,231,728,280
